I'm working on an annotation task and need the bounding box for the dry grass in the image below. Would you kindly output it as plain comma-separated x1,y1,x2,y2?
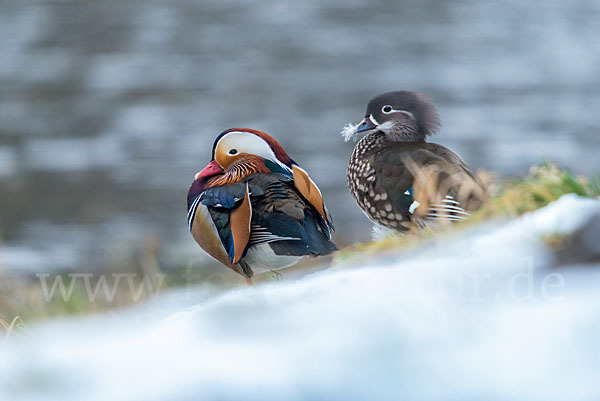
0,316,27,339
476,162,599,218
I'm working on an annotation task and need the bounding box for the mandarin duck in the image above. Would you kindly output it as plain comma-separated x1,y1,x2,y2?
187,128,336,282
341,91,488,234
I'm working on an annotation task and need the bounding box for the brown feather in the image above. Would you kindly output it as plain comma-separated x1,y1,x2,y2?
292,165,333,230
229,184,252,264
402,153,489,221
190,202,246,276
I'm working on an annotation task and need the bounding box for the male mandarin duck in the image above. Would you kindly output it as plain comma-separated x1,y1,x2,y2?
187,128,336,282
341,90,488,233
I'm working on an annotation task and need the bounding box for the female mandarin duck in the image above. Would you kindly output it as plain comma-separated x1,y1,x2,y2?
187,128,336,283
341,91,488,234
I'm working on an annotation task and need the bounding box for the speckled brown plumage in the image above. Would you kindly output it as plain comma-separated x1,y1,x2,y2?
347,132,412,230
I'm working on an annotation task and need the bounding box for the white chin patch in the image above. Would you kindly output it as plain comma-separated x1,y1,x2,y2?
340,122,359,142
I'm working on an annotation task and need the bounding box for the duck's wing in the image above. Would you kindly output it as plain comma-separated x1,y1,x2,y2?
246,173,337,257
411,143,489,219
370,143,488,226
188,182,256,278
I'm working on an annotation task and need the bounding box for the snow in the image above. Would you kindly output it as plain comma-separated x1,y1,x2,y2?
1,194,600,401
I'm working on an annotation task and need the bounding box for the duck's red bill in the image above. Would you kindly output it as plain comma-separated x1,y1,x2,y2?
195,160,223,180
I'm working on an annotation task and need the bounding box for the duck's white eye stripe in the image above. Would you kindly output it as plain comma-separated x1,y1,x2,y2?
215,131,281,166
380,107,415,120
397,110,415,119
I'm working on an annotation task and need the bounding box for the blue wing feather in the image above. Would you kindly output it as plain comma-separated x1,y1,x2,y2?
200,184,246,208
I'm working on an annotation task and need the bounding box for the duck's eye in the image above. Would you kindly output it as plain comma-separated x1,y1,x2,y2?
382,105,393,114
228,149,238,155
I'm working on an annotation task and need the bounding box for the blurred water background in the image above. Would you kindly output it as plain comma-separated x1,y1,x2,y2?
1,0,599,280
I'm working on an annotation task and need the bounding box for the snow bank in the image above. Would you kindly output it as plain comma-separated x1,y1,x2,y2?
1,194,600,401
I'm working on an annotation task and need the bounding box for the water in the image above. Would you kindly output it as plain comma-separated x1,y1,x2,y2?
1,0,599,274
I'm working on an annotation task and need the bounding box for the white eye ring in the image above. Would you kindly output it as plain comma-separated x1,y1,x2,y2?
228,149,238,155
